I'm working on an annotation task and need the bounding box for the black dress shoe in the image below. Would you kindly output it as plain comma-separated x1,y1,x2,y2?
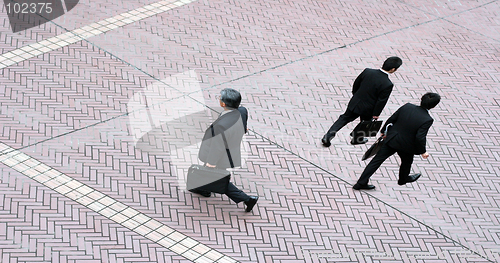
189,189,211,197
321,135,332,147
353,183,376,190
244,196,259,212
351,138,369,145
398,173,422,185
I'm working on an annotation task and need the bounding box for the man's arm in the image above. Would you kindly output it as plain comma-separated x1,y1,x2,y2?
415,119,434,155
352,69,366,95
238,107,248,133
380,104,401,136
204,124,226,167
372,84,393,117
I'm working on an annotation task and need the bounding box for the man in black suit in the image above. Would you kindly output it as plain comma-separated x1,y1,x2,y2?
191,88,259,212
322,56,403,146
353,92,441,190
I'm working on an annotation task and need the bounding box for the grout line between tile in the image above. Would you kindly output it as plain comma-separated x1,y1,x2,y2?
0,142,239,263
0,0,197,69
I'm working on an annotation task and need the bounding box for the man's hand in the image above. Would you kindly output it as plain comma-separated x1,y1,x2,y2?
205,163,216,168
421,152,430,159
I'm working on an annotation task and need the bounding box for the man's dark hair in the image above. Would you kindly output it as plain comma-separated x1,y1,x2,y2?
382,56,403,71
420,92,441,110
220,88,242,109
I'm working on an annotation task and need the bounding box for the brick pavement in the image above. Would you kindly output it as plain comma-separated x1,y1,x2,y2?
1,0,500,262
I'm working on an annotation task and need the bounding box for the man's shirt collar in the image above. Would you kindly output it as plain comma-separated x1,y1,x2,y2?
380,69,390,75
220,108,235,117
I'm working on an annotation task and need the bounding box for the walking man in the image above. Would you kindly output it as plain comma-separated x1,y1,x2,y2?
353,92,441,190
191,88,259,212
322,56,403,146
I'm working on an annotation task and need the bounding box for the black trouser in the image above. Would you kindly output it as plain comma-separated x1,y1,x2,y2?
325,109,371,140
225,182,250,203
195,175,250,203
356,143,414,185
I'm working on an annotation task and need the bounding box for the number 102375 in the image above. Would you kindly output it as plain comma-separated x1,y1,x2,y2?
5,2,53,14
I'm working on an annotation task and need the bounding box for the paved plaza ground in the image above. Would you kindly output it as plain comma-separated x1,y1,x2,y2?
1,0,500,262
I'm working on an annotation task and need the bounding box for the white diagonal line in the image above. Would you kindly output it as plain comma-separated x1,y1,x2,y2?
0,142,238,263
0,0,197,69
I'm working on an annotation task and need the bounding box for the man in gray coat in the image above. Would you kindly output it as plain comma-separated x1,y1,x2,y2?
192,88,259,212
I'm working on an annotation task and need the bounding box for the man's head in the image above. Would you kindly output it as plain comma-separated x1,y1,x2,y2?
382,56,403,73
420,92,441,110
220,88,242,109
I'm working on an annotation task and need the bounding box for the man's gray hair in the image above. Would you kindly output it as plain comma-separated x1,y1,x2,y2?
220,88,242,109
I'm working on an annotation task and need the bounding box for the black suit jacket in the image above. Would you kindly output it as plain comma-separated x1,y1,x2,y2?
198,107,248,169
347,68,394,117
382,103,433,155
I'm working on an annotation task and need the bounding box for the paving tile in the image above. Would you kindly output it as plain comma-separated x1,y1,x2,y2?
1,0,500,262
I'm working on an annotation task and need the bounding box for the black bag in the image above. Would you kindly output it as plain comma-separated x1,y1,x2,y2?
362,124,392,161
362,136,384,161
186,165,231,194
351,119,383,138
187,125,233,194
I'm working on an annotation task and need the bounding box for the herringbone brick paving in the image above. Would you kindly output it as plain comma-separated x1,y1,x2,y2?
0,0,161,54
0,168,190,263
1,0,500,262
8,119,491,262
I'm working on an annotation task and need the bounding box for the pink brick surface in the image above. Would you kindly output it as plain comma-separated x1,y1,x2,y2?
1,0,500,262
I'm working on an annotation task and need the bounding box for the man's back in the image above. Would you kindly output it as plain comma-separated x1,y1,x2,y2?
348,68,394,117
353,92,440,190
199,108,248,169
321,57,402,147
384,103,433,154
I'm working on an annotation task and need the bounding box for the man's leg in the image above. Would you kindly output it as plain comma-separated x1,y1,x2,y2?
322,109,360,146
355,144,396,188
396,151,418,185
351,115,373,145
189,187,211,197
225,182,250,203
225,182,259,212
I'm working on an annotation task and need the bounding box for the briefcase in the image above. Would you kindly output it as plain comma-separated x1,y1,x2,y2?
187,126,233,194
186,164,231,194
362,136,384,161
362,124,392,161
351,119,383,138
